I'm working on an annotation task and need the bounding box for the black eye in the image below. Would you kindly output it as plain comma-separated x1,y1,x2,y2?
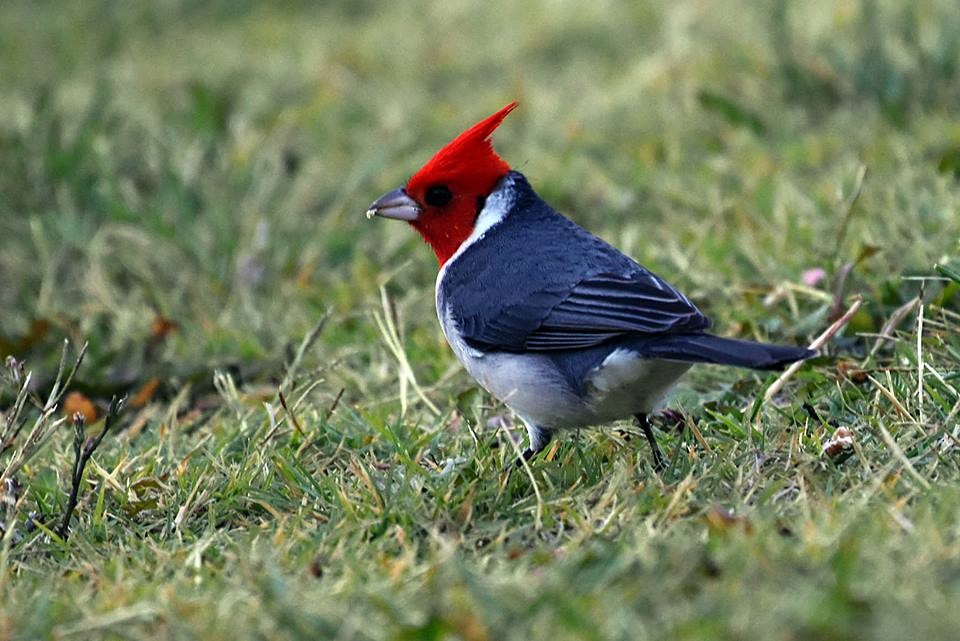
424,184,453,207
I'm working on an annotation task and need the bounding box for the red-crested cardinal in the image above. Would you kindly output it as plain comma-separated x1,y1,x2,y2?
366,102,814,469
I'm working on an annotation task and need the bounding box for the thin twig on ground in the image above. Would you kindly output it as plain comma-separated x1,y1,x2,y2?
278,391,305,436
57,396,124,540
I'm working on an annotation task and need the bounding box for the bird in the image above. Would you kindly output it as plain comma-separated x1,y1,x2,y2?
366,102,814,470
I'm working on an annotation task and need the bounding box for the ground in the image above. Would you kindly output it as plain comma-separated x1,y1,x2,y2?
2,1,960,639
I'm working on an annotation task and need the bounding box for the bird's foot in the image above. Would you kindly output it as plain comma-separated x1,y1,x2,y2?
518,447,536,465
635,413,666,473
657,408,687,432
648,442,666,473
502,446,536,474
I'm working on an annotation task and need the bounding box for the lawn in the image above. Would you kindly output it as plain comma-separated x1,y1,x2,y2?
2,1,960,639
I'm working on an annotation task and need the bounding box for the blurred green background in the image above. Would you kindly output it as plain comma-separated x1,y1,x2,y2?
3,0,958,375
2,1,960,639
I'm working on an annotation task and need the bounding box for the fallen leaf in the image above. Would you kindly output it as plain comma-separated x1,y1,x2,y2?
823,426,855,459
150,316,179,341
63,391,98,423
308,555,325,578
704,505,753,535
836,361,868,383
130,377,161,408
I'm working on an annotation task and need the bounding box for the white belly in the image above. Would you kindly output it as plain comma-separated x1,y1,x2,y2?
439,307,593,428
582,348,692,422
439,307,690,430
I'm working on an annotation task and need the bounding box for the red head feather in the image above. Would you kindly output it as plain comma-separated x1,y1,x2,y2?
404,102,518,265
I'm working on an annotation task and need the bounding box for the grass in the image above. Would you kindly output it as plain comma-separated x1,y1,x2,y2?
2,0,960,639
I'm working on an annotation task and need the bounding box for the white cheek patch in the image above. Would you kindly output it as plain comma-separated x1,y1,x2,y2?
436,175,516,279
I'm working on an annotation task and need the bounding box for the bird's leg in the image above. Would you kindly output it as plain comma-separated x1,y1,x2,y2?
635,413,665,472
517,421,552,466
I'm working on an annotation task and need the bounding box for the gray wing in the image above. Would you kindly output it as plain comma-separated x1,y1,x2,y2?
443,171,711,353
520,271,710,350
459,270,710,352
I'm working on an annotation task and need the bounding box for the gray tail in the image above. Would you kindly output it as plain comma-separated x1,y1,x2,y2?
638,333,816,370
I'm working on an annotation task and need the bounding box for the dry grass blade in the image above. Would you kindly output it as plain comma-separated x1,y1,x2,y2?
0,341,87,485
832,164,868,258
279,312,329,392
915,288,925,425
372,286,440,416
872,416,931,491
0,371,33,454
867,374,915,423
763,296,864,403
868,296,920,358
498,423,544,531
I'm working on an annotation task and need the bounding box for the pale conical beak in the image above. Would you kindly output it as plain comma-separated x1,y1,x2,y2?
365,188,422,221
